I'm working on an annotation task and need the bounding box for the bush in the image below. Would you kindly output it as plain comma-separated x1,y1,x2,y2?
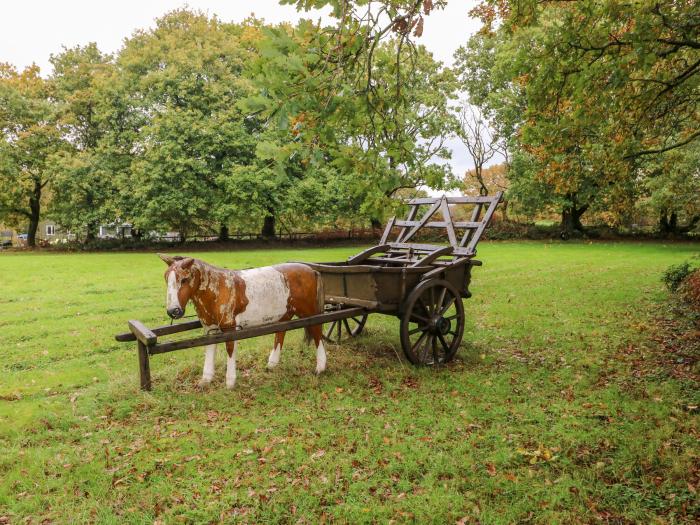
662,261,698,292
678,269,700,312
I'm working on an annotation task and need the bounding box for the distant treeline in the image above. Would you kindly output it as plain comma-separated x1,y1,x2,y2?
1,1,698,247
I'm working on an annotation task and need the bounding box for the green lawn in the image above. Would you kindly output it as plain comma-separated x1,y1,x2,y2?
0,242,698,524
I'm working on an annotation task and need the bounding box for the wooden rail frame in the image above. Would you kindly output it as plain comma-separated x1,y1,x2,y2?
364,192,502,267
116,307,366,390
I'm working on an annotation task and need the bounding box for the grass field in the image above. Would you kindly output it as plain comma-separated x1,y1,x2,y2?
1,241,698,524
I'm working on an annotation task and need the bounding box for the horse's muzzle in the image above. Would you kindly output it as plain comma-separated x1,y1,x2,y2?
167,306,184,319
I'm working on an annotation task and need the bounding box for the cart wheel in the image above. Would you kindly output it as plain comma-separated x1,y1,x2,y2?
400,279,465,365
323,313,368,344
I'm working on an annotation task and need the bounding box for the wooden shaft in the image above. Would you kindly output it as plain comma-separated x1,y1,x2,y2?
346,244,391,264
137,341,152,391
408,196,500,205
150,307,367,355
465,191,503,255
128,320,157,346
410,246,453,267
379,217,395,244
394,220,480,228
116,319,202,342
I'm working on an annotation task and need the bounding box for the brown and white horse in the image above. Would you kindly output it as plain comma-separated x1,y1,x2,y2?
158,254,326,389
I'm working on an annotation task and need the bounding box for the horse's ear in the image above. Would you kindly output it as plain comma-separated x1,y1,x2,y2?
158,253,178,266
181,257,195,269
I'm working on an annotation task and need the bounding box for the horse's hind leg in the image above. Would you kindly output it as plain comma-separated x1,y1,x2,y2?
199,343,217,387
267,332,285,369
306,325,326,374
225,340,237,389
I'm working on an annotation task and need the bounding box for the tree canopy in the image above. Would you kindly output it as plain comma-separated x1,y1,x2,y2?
0,64,64,245
0,2,697,245
455,0,700,233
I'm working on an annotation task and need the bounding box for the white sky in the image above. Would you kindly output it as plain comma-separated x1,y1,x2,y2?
0,0,483,181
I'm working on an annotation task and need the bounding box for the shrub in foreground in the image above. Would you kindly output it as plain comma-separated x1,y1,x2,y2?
662,261,698,292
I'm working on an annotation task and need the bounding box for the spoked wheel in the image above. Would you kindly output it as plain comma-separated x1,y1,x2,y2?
400,279,465,365
323,312,368,344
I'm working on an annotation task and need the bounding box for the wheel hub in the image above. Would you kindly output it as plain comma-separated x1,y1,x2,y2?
430,315,450,335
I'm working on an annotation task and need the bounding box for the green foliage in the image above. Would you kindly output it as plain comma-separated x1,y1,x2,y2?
4,1,697,242
0,64,65,245
244,15,458,220
1,242,699,522
641,142,700,234
662,261,699,292
48,44,119,240
5,8,450,241
114,10,262,237
459,0,700,229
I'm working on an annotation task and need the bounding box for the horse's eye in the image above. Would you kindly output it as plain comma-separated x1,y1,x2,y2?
181,277,190,285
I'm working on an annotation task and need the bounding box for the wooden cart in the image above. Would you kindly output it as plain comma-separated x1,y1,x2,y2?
116,193,501,389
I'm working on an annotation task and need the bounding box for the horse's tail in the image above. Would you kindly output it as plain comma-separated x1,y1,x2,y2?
304,270,325,345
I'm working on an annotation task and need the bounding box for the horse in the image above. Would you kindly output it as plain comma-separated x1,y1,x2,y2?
158,254,326,389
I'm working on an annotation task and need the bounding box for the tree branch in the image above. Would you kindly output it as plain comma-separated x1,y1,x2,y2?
624,129,700,159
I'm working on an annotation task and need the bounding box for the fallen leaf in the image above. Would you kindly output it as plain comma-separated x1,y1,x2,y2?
485,462,497,477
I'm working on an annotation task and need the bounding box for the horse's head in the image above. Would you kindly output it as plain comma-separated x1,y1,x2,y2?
158,254,199,319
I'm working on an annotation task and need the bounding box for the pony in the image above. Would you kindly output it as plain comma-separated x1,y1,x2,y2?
158,254,326,389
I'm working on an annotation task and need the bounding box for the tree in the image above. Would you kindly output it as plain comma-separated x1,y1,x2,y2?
245,19,458,225
0,64,64,246
456,102,499,196
280,0,449,125
463,162,510,219
642,143,700,236
114,10,261,240
460,0,700,234
49,44,117,241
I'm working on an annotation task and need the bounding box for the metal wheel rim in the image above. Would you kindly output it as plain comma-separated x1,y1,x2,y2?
400,279,465,366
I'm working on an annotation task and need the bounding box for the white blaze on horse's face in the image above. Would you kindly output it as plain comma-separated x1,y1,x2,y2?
166,270,181,317
159,254,195,320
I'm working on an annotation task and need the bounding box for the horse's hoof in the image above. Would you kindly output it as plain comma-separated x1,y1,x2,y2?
198,378,213,388
226,381,236,390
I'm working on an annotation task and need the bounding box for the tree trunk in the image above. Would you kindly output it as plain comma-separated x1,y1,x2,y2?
219,224,230,242
561,199,588,237
262,214,276,238
370,218,382,230
27,180,42,247
561,208,575,237
660,210,679,236
85,222,97,242
669,212,678,232
660,211,697,236
85,192,96,242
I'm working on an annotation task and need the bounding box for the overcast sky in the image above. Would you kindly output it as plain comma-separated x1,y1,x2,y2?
0,0,483,181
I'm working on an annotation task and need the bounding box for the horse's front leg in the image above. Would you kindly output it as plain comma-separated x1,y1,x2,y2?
225,341,237,389
199,343,217,387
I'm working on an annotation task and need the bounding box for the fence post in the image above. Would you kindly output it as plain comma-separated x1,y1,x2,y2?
137,341,152,391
